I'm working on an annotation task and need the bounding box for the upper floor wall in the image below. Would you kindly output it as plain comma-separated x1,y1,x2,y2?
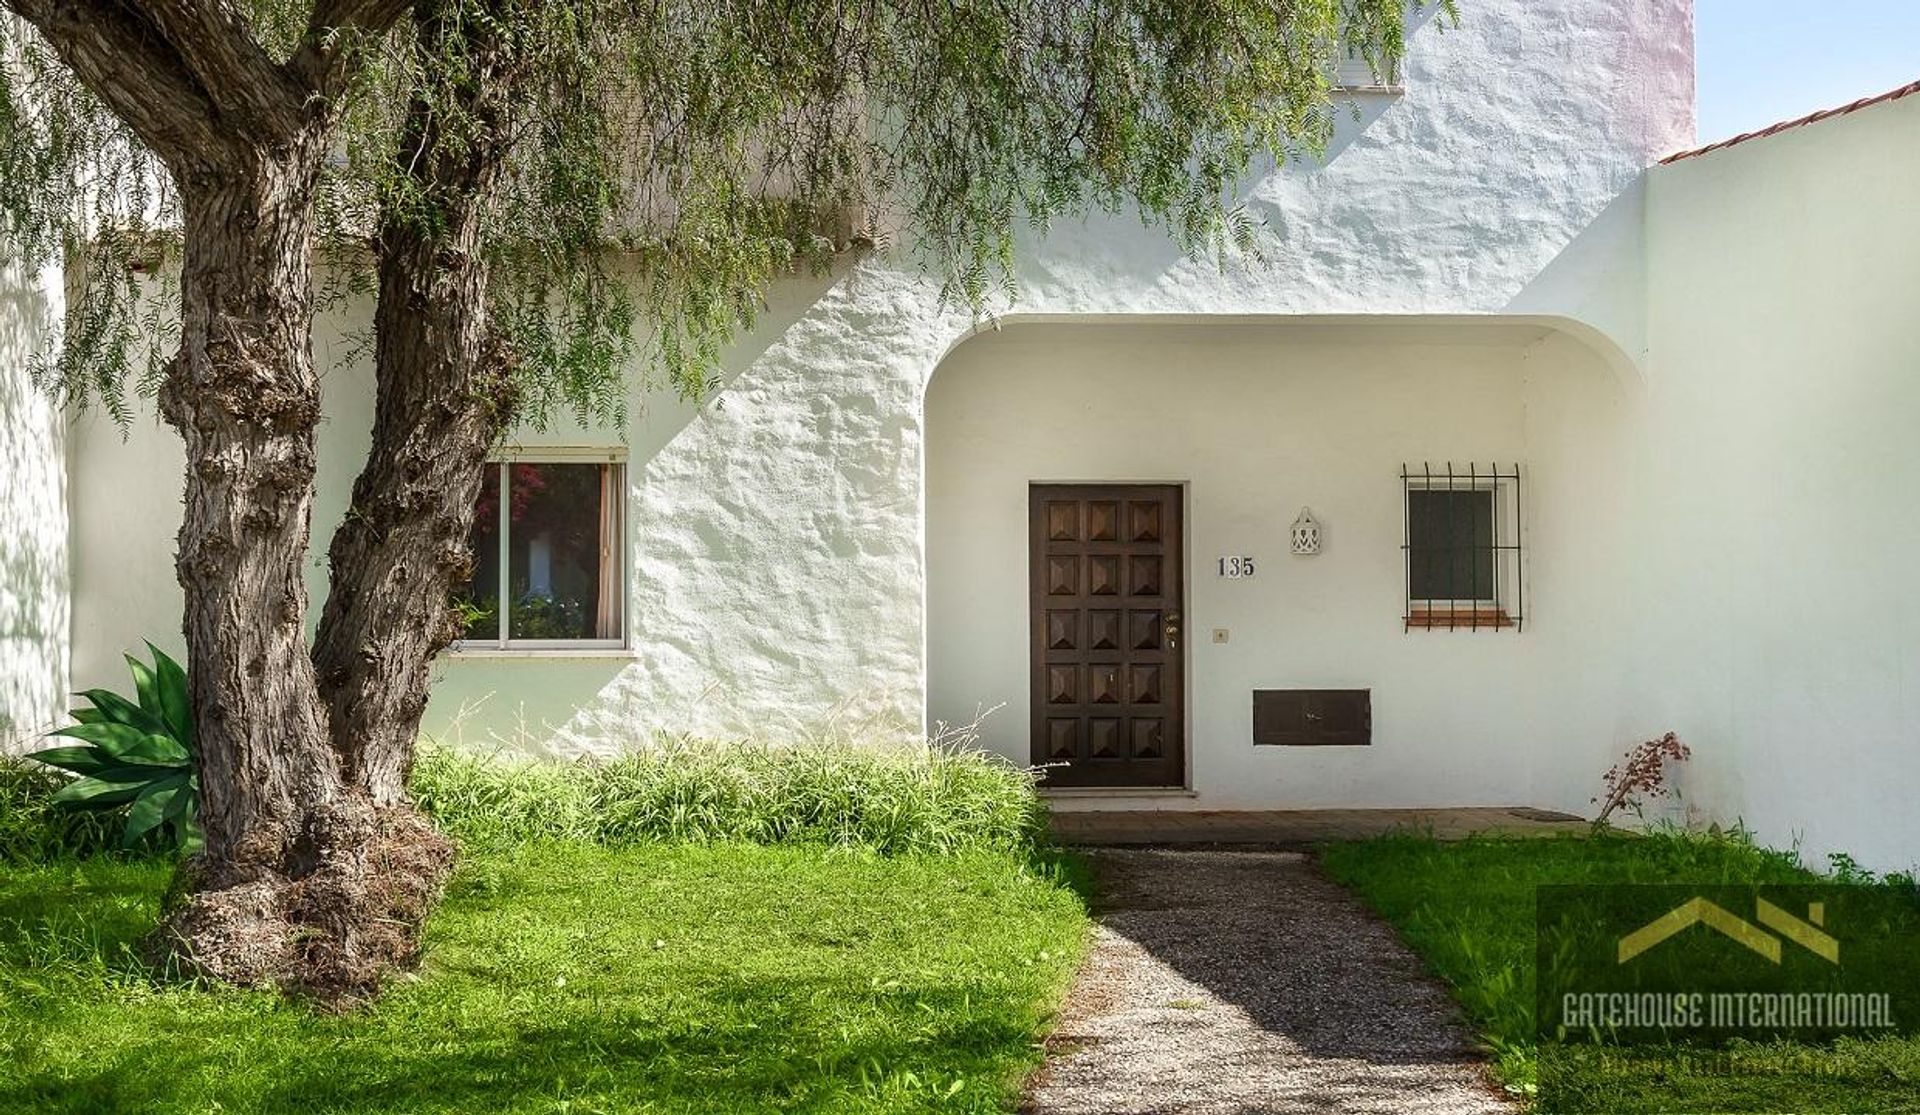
994,0,1692,362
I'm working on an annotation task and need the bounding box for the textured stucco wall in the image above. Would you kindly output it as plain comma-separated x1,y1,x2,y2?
67,1,1693,764
0,256,67,747
1637,93,1920,872
514,0,1689,752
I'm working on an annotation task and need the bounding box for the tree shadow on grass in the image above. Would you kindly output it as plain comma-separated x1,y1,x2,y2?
0,861,168,979
0,976,1044,1115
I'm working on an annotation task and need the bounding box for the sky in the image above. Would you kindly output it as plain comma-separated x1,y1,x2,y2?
1696,1,1920,143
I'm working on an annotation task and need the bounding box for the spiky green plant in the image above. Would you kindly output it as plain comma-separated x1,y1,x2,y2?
28,644,199,851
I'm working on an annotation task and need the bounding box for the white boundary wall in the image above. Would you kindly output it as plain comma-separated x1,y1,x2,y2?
1631,94,1920,871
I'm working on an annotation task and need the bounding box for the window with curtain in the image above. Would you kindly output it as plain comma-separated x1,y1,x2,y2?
454,458,625,649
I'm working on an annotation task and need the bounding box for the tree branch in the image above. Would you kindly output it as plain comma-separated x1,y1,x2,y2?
137,0,311,137
285,0,417,99
6,0,238,170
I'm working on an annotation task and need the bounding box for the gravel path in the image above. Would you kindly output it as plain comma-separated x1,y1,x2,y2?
1024,849,1516,1115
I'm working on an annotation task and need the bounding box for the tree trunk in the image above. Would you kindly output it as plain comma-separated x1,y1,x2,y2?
149,134,451,1003
313,0,522,810
311,204,514,802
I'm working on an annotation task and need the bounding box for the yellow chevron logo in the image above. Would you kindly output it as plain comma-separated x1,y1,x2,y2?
1618,897,1838,965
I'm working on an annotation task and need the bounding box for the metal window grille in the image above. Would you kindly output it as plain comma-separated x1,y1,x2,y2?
1401,463,1523,632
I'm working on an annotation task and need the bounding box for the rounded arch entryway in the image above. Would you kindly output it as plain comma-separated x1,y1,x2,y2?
923,314,1638,807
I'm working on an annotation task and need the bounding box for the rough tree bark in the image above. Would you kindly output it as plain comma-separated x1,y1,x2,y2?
10,0,444,1001
152,129,454,1002
313,0,525,805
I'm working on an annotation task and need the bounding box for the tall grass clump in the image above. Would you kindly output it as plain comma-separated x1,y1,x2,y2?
0,757,121,862
412,738,1051,856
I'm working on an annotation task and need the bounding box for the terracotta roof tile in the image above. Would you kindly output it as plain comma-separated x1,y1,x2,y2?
1661,77,1920,164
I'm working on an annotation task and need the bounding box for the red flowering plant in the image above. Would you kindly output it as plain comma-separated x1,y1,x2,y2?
1592,732,1692,827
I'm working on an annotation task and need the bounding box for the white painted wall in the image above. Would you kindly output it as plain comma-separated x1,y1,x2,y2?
40,0,1920,874
927,320,1635,809
1633,93,1920,872
64,0,1691,776
0,256,66,747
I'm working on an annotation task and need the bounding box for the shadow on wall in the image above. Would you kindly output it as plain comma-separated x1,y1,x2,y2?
420,261,938,754
0,258,67,749
1014,62,1414,301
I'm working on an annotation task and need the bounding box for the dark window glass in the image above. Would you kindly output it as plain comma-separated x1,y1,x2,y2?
1407,488,1495,601
455,461,620,643
507,463,608,640
457,466,502,640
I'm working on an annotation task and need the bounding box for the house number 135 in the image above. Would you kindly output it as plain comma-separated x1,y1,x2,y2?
1217,556,1256,579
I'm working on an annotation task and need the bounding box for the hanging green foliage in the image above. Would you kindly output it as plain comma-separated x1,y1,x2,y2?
0,0,1445,428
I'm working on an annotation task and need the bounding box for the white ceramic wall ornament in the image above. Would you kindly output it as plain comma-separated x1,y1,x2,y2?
1290,508,1322,555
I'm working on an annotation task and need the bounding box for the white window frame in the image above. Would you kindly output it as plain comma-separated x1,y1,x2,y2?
451,447,629,655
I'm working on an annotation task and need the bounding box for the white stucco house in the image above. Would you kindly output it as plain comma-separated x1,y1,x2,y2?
4,0,1918,870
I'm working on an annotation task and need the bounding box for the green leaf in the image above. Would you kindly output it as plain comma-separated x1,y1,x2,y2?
51,721,149,756
122,775,187,847
163,781,193,822
146,643,193,747
72,689,168,736
124,652,160,719
120,733,190,766
51,777,145,807
50,721,184,763
161,780,198,850
70,708,106,725
31,744,182,784
26,745,120,777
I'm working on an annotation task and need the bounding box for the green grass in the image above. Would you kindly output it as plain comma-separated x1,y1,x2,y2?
0,762,119,863
1320,831,1920,1113
411,740,1048,856
0,841,1089,1114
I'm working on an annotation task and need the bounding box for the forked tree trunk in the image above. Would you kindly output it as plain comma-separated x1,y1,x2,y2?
10,0,457,1004
149,134,452,1003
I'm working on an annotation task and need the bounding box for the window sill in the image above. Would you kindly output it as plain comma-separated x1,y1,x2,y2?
444,647,636,660
1042,787,1198,799
1405,608,1518,631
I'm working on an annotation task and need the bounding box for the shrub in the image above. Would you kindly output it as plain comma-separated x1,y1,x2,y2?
0,758,121,861
1592,731,1690,827
411,737,1051,856
26,644,200,851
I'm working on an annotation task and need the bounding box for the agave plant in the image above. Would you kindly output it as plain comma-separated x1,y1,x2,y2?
29,643,199,850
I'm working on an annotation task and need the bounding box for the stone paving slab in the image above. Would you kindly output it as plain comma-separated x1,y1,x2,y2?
1049,806,1586,847
1023,849,1517,1115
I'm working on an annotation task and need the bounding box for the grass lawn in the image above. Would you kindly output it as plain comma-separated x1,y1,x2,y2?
0,841,1089,1114
1320,832,1920,1114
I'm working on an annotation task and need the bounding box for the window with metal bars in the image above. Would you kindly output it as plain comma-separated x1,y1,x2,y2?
1401,463,1523,631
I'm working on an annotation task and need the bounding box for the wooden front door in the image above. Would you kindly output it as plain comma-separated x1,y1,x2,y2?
1030,484,1185,788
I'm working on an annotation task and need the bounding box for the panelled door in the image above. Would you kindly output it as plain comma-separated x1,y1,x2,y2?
1029,484,1185,788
